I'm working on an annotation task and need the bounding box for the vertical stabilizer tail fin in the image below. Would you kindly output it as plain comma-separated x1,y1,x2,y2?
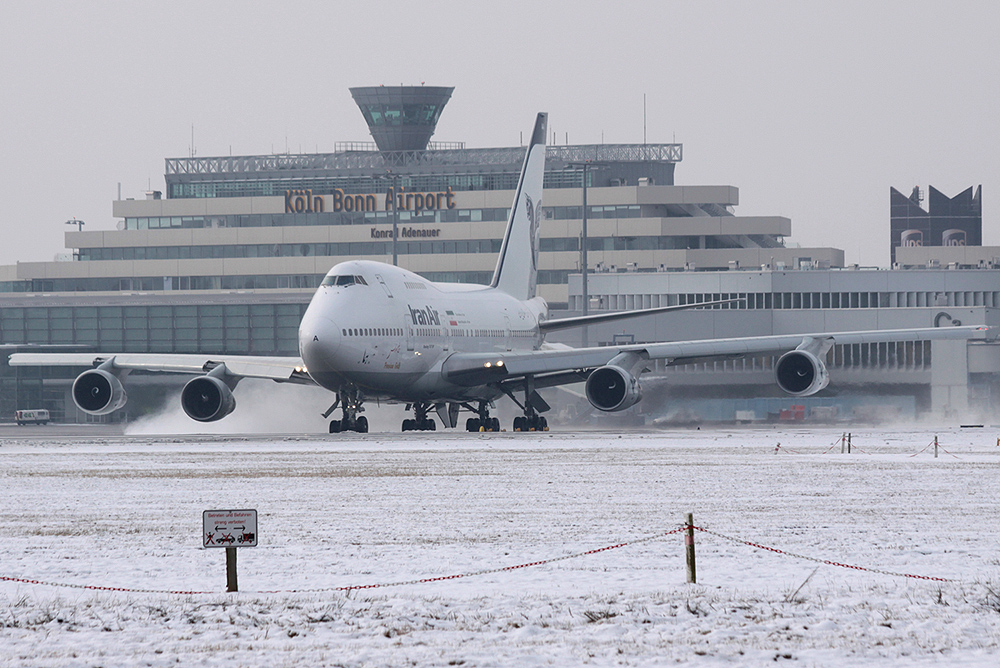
491,112,547,300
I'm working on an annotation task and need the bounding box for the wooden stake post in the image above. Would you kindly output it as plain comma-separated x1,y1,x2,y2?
685,512,696,584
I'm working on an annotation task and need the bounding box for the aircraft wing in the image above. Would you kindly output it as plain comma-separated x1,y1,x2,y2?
441,325,992,387
7,353,314,385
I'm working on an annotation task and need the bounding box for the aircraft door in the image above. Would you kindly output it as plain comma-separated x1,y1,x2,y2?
405,313,414,351
504,314,513,351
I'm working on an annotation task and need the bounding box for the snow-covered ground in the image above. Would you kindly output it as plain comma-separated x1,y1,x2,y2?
2,425,999,666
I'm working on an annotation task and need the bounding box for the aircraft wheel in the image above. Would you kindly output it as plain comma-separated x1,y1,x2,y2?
539,416,548,431
513,417,523,432
402,419,412,432
490,417,500,432
425,419,436,431
356,416,369,433
466,417,479,432
329,420,341,434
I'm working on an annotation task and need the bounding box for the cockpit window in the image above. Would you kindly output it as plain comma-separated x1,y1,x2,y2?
321,274,368,287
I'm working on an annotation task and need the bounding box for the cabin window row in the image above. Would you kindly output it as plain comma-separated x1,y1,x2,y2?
343,328,403,337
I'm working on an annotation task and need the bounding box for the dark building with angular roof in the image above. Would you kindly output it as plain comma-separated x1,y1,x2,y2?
890,185,982,263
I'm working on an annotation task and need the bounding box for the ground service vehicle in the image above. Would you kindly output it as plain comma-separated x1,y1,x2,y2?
15,409,50,426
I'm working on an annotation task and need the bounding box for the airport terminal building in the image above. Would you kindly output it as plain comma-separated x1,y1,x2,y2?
0,86,996,424
2,86,838,309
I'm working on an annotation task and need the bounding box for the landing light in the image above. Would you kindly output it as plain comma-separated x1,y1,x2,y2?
496,361,504,367
484,362,492,368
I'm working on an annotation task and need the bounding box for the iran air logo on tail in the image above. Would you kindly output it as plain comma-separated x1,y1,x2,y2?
526,195,542,270
408,304,441,326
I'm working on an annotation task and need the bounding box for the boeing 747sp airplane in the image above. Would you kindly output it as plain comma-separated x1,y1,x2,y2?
9,113,991,433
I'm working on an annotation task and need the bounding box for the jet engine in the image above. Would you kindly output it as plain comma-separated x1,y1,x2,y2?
585,364,643,412
72,368,128,415
774,349,830,396
181,375,237,422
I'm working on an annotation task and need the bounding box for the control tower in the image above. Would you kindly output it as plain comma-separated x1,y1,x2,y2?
349,85,454,152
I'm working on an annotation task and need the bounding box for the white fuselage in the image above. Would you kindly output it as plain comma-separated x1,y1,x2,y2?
298,260,547,402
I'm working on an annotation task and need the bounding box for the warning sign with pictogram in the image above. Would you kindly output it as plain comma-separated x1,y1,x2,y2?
203,509,257,548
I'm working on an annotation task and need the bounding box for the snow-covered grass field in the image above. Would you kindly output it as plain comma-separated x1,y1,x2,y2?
2,425,1000,666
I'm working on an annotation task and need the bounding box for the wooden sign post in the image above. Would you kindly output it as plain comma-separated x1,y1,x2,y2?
203,509,258,592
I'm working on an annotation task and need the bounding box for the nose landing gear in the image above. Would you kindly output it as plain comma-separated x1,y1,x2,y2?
327,387,368,433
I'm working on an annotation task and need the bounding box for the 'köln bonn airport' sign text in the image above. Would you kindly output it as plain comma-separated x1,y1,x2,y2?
286,187,456,215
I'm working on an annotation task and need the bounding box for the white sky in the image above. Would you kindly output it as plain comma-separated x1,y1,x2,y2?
1,0,997,268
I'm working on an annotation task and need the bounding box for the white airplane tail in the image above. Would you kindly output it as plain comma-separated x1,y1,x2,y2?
491,112,547,301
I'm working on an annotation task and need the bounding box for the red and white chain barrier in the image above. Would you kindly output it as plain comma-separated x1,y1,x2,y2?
691,525,953,582
0,523,957,594
0,527,689,595
909,438,960,459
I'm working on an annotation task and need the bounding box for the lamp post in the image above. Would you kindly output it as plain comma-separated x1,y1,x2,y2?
375,173,401,266
390,173,400,266
565,162,601,347
581,162,590,347
382,173,402,266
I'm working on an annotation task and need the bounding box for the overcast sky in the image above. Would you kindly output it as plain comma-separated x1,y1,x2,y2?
1,0,997,269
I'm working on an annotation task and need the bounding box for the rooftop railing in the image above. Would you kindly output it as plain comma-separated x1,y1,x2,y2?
165,143,683,177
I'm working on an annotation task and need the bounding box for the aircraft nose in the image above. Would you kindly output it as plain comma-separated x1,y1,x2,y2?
299,313,341,370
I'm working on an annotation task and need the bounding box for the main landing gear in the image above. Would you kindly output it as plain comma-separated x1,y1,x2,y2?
402,402,436,432
464,401,501,432
509,376,550,432
513,414,547,432
326,387,368,433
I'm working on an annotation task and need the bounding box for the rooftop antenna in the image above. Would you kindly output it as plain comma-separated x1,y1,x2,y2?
643,93,647,145
189,124,196,157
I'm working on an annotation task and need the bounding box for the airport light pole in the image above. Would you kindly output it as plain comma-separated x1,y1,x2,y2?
565,162,602,347
376,172,401,266
390,172,400,266
581,162,590,347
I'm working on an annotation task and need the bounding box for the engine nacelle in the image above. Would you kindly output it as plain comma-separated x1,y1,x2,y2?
72,369,128,415
775,349,830,396
181,375,237,422
586,365,643,412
